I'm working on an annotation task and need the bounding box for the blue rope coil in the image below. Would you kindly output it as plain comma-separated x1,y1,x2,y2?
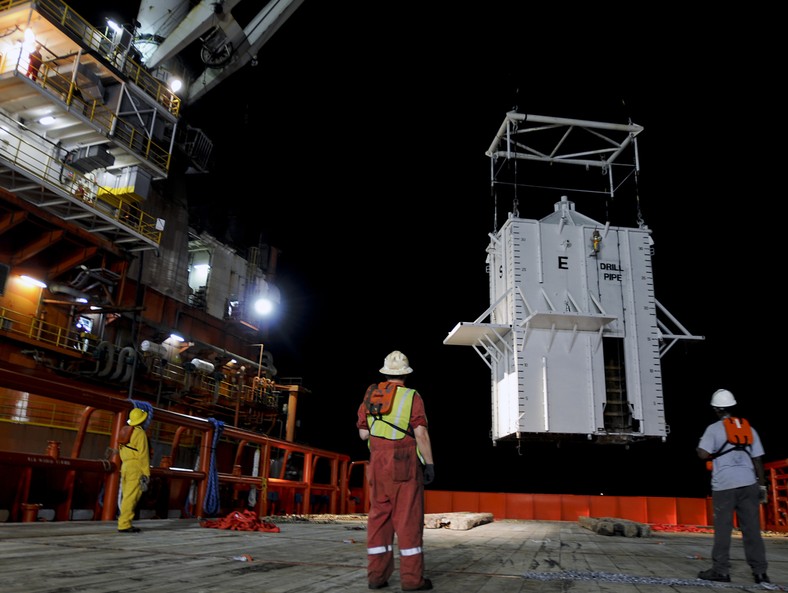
203,418,225,515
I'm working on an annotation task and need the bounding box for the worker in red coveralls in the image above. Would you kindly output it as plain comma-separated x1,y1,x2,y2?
117,407,151,533
27,43,43,81
356,351,435,591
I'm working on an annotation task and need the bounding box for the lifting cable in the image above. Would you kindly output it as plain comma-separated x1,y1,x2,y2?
511,158,519,219
491,156,498,233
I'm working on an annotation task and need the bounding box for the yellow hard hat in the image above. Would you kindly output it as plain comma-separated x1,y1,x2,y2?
128,408,148,426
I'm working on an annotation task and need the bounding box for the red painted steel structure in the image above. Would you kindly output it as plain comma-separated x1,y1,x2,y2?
2,362,785,530
0,364,351,522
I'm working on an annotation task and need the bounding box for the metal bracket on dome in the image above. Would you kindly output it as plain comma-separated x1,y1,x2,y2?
655,299,705,357
444,289,516,369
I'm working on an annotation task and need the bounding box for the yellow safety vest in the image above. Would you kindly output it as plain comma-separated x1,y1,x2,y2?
367,386,424,464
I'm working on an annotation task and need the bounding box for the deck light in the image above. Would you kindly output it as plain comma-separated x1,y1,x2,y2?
20,275,46,288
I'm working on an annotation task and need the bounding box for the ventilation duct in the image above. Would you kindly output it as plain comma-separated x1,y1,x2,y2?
69,145,115,173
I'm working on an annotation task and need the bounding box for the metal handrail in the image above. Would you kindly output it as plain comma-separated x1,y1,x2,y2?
28,0,181,116
0,112,163,245
0,365,354,522
0,305,87,352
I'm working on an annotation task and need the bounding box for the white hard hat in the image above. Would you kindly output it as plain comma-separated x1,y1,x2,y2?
710,389,736,408
379,350,413,375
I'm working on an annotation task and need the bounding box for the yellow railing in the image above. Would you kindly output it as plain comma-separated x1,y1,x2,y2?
23,0,181,117
0,305,87,353
7,51,173,175
0,392,113,434
0,306,281,433
38,59,171,172
0,0,29,10
0,112,163,246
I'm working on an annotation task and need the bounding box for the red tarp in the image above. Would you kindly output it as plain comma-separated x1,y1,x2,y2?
201,510,281,532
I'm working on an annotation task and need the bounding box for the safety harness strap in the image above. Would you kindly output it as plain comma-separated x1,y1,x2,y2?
706,417,754,471
711,416,753,460
372,416,414,439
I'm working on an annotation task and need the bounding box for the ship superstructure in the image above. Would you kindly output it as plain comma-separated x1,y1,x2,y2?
0,1,350,525
0,0,305,430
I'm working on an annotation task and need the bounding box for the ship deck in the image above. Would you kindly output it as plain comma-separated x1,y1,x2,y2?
1,516,786,593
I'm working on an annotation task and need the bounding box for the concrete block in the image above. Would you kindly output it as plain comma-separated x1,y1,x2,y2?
578,515,651,537
424,512,493,530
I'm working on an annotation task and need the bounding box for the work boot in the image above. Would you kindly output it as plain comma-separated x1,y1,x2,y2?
698,569,730,582
402,579,433,591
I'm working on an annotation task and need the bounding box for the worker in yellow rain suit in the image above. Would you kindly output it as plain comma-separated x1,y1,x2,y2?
117,407,151,533
356,351,435,591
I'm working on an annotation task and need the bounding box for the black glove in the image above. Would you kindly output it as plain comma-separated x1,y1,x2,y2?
140,475,150,493
423,464,435,486
759,485,768,505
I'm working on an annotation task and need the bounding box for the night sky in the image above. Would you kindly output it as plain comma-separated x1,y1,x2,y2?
73,2,784,498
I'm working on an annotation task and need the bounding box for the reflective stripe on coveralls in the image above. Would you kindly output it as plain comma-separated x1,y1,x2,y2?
368,544,394,555
366,544,423,558
400,546,424,556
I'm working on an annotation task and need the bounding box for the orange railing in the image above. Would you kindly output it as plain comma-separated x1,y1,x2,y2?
765,459,788,532
2,368,784,529
0,371,357,523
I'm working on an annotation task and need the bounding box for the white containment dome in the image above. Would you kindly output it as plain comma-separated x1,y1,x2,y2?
445,112,704,446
